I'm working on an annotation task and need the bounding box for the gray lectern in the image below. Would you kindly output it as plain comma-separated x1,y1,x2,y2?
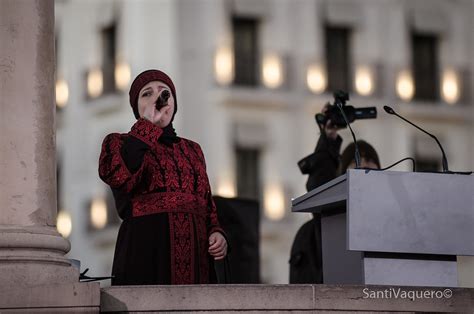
292,169,474,287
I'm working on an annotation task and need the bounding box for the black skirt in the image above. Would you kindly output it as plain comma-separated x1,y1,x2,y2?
111,213,172,285
111,213,217,285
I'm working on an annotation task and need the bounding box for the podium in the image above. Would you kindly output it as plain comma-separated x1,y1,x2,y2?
292,169,474,287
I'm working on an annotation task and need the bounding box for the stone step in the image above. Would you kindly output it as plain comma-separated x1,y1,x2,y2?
100,284,474,313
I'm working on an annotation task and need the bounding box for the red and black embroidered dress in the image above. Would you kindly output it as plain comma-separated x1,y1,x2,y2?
99,118,224,285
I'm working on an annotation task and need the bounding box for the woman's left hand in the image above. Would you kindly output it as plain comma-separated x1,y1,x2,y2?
208,232,227,260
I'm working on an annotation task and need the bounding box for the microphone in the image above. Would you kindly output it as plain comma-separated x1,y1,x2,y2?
383,105,449,172
155,90,170,110
336,101,361,168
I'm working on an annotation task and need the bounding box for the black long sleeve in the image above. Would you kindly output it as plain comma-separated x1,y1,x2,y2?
305,134,342,191
120,135,149,173
111,136,149,220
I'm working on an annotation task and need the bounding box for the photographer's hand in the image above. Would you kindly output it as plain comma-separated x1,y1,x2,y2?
321,104,341,140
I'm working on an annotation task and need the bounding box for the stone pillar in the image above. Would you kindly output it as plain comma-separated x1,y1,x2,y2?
0,0,78,286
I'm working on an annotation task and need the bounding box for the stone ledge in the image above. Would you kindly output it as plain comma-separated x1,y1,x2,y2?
101,284,474,312
0,282,100,312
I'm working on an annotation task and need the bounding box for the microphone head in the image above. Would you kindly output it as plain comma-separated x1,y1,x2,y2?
155,90,171,110
383,105,395,114
161,90,170,99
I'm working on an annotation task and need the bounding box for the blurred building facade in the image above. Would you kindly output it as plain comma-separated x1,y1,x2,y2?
54,0,473,285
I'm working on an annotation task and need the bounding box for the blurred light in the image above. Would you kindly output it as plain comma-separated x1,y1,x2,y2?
90,197,107,229
215,46,234,85
396,70,414,101
216,178,236,198
306,64,327,94
87,68,103,98
115,61,131,91
355,65,374,96
442,69,460,105
57,210,72,238
262,53,284,89
55,79,69,108
264,183,285,221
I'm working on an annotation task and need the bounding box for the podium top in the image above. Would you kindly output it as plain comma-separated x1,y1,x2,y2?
292,172,348,213
292,169,474,256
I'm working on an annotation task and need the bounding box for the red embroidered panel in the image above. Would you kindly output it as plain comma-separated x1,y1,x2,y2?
169,212,194,284
129,118,163,147
132,192,207,218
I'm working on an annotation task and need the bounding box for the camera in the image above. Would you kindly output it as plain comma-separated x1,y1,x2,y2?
315,90,377,128
298,91,377,175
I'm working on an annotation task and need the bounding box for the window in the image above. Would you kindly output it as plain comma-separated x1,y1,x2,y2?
412,33,439,101
235,147,261,200
101,24,117,94
232,17,259,86
325,26,351,93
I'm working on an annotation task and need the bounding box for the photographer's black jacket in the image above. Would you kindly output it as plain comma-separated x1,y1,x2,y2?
305,134,342,191
289,133,342,284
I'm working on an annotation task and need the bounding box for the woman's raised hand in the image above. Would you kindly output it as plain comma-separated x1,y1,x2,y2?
142,102,172,128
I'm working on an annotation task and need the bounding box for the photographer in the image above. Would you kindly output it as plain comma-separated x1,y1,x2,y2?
289,104,380,284
306,104,344,191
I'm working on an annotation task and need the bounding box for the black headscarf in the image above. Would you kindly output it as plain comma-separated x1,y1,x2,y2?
159,123,180,146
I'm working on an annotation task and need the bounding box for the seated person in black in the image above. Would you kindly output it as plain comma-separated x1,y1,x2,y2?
289,105,380,284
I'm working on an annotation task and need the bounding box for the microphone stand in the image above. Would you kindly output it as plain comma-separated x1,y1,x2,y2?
337,102,361,168
384,106,449,172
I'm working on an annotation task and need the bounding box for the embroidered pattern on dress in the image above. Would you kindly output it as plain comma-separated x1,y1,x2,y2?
169,212,194,284
129,118,162,147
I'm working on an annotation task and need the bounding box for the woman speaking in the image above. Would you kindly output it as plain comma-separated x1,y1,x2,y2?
99,69,227,285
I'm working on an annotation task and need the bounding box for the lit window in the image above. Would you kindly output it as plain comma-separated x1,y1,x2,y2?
396,70,415,101
90,197,107,230
57,210,72,238
115,60,131,91
88,190,120,231
264,183,285,221
215,45,234,85
217,177,236,198
55,79,69,108
307,63,327,94
262,53,284,89
87,68,103,98
441,69,460,105
355,65,374,96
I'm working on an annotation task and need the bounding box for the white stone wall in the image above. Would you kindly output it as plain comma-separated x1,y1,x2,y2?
55,0,474,285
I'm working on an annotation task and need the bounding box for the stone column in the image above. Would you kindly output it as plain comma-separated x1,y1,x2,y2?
0,0,78,286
